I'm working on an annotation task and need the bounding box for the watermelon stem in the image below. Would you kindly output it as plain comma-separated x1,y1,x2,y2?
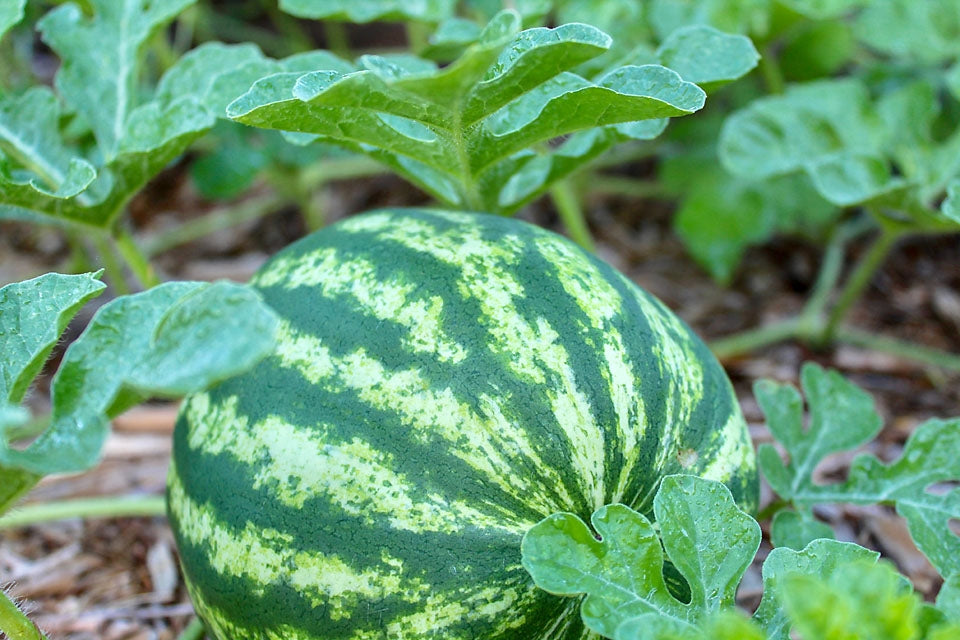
0,589,48,640
549,178,595,251
0,495,166,530
176,618,207,640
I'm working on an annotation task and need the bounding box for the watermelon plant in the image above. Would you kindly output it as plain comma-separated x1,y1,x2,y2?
522,363,960,639
167,208,757,639
0,272,278,639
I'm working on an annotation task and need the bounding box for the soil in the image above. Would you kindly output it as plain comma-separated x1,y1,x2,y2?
1,167,958,639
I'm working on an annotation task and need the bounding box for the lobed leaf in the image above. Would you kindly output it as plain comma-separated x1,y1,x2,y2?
757,363,960,577
616,610,765,640
522,475,759,637
719,78,895,207
756,362,881,501
781,560,921,640
279,0,456,23
229,11,705,210
38,0,196,161
753,539,879,638
943,180,960,224
0,280,278,477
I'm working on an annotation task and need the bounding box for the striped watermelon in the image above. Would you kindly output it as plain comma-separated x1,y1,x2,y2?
167,208,757,639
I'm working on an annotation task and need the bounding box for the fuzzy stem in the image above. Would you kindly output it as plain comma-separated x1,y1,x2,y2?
823,227,901,342
834,327,960,372
0,590,48,640
0,495,166,530
92,234,131,295
549,179,595,252
709,318,802,361
177,618,207,640
323,21,351,59
586,175,668,200
113,228,160,289
142,192,286,257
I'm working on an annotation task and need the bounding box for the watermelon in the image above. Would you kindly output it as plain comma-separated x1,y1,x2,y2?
167,208,757,639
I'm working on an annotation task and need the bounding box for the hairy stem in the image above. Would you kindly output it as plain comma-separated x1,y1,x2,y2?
549,179,595,251
177,618,207,640
0,590,48,640
114,227,160,289
92,234,131,295
823,227,901,342
323,21,351,59
0,495,166,530
587,175,668,200
709,318,802,361
834,327,960,372
142,192,287,256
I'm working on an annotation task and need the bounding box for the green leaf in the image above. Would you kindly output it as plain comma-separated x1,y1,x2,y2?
758,363,960,577
0,272,106,405
779,0,864,20
0,1,226,229
0,0,25,40
753,539,879,638
943,180,960,223
38,0,196,160
938,573,960,622
229,12,704,211
617,610,765,640
755,362,881,501
672,163,837,284
0,87,96,197
648,0,771,40
656,25,759,92
522,475,759,637
781,560,921,640
279,0,456,22
655,475,761,616
0,280,278,476
770,509,835,550
853,0,960,65
719,79,896,207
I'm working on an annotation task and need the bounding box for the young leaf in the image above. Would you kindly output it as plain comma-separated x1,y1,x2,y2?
0,272,106,405
753,539,879,638
781,560,921,640
756,362,881,501
229,11,705,211
757,363,960,577
279,0,456,23
0,280,278,477
522,475,759,637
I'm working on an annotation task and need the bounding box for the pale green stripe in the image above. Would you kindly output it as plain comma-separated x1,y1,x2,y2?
273,320,573,521
619,274,705,474
364,217,607,510
349,580,537,640
183,391,518,535
700,410,755,482
536,238,647,504
168,468,429,619
253,245,468,363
